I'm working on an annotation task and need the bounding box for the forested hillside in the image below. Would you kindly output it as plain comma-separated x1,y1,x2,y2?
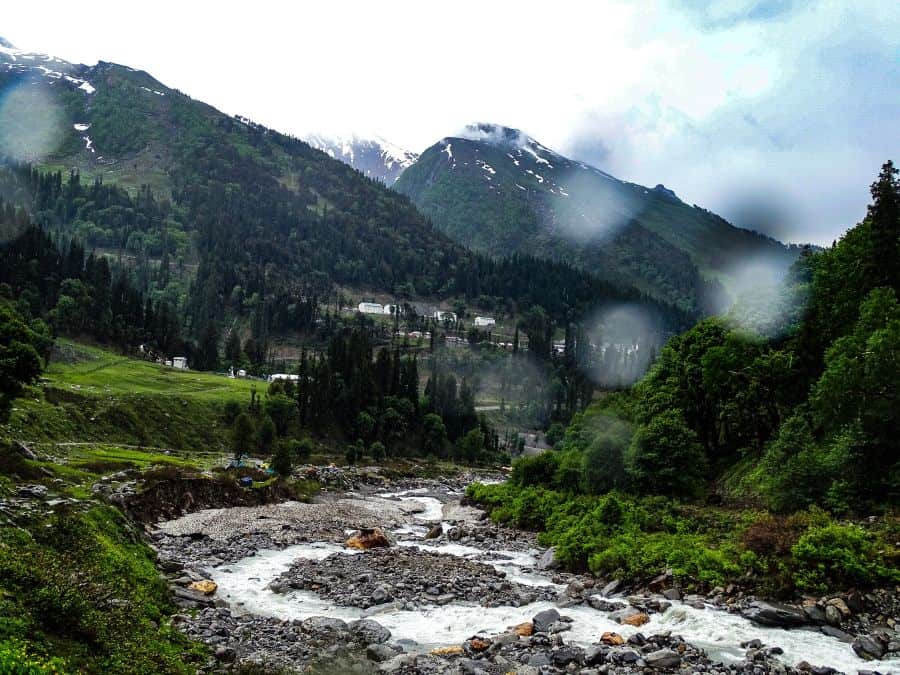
395,124,801,312
469,162,900,593
0,50,693,357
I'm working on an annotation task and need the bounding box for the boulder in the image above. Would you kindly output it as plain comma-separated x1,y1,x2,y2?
609,606,642,624
645,648,681,668
584,644,608,666
536,548,558,570
826,597,851,617
587,595,625,611
742,601,807,628
346,527,391,549
820,625,852,642
214,646,236,663
824,604,843,626
551,647,583,666
600,631,625,646
599,579,622,597
852,636,885,660
188,579,217,595
301,616,350,639
424,523,443,539
430,645,464,656
662,588,681,601
532,608,560,633
513,621,534,636
621,612,650,627
565,579,585,599
367,644,400,662
349,618,391,645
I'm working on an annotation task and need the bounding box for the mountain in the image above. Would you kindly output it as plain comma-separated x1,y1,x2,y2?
304,134,418,184
0,42,693,340
395,124,800,312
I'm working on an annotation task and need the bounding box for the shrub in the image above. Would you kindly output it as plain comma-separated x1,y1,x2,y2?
510,452,559,487
791,523,900,593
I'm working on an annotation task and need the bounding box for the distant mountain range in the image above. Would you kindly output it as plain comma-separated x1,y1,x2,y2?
0,38,691,337
317,123,801,311
304,134,417,184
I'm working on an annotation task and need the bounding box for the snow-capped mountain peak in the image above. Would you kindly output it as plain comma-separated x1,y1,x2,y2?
304,133,418,184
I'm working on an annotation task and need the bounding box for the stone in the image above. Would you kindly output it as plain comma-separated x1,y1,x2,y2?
644,648,681,668
621,612,650,627
379,654,416,673
533,608,561,633
346,527,391,549
430,645,464,656
820,625,852,642
661,588,681,601
466,637,490,652
599,579,622,597
584,645,607,666
171,586,214,607
586,596,624,611
826,597,851,617
214,646,236,663
741,639,763,649
741,601,807,627
527,653,551,667
349,618,390,644
536,548,558,570
803,604,827,624
425,524,443,539
371,584,392,604
852,636,885,660
513,621,534,636
188,579,217,595
824,603,842,626
566,579,585,598
16,484,48,499
301,616,350,639
551,647,583,666
367,644,400,662
609,606,642,624
600,631,625,646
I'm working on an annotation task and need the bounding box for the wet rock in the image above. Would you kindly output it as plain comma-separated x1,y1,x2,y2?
662,588,681,601
513,622,534,636
349,618,391,645
824,603,842,626
188,579,217,595
584,645,607,666
609,606,642,624
852,635,885,660
533,608,560,633
366,643,400,662
301,616,350,640
621,611,650,627
586,595,624,611
379,653,416,672
599,579,622,597
346,527,391,549
820,625,852,642
645,648,681,668
741,638,764,649
742,600,808,627
536,547,558,570
600,632,625,646
565,579,585,599
425,523,443,539
551,646,583,666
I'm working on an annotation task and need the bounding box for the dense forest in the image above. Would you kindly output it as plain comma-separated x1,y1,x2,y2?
469,161,900,594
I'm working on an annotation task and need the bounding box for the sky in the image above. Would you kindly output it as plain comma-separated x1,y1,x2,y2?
3,0,898,244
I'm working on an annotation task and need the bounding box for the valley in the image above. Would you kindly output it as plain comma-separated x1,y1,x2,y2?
0,15,897,675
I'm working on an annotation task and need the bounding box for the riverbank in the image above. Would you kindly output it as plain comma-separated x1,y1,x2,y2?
147,470,900,674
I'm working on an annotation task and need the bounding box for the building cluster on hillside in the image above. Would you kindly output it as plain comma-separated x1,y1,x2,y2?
356,300,498,328
357,302,402,316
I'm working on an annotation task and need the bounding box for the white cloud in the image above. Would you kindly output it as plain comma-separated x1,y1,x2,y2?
2,0,897,243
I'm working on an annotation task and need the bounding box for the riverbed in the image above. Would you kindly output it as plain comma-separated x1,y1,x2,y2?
157,482,900,673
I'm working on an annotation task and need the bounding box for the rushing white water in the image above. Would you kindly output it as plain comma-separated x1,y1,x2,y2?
208,492,900,673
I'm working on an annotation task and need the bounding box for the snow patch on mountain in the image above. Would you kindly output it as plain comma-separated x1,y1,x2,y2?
304,133,419,183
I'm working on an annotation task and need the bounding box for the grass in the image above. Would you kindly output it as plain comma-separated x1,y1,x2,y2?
46,340,257,402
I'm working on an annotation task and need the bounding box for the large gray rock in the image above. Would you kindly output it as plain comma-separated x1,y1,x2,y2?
349,618,391,644
609,606,642,624
301,616,350,639
742,601,807,627
536,547,558,570
645,649,681,668
532,608,561,633
852,636,885,660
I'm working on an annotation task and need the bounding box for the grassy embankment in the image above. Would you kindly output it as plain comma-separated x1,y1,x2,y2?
0,340,262,673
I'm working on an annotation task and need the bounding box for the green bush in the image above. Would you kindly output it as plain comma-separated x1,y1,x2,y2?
791,523,900,593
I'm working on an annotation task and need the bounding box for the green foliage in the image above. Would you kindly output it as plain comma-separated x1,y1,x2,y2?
627,410,707,499
271,442,293,478
255,415,275,454
468,481,899,594
0,506,203,673
232,413,254,459
791,523,900,593
0,301,46,422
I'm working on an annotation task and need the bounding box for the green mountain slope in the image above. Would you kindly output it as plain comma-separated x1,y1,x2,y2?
395,124,801,311
0,42,693,340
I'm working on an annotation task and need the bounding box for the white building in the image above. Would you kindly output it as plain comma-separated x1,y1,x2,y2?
433,310,457,322
383,304,403,316
474,316,496,327
267,373,300,383
167,356,188,370
358,302,384,314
